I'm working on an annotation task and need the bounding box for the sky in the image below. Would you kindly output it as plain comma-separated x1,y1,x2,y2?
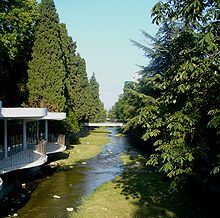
51,0,158,109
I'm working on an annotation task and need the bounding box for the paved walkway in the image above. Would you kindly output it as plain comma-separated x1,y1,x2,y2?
46,143,66,154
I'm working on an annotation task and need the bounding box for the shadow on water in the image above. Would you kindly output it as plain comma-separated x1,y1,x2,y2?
1,128,218,218
47,152,70,163
0,128,132,217
0,165,57,217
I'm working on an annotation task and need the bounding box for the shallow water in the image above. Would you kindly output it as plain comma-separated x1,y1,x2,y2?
0,128,142,218
1,128,218,218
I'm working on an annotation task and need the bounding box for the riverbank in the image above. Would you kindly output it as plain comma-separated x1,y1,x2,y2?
2,128,217,217
53,127,110,167
0,127,111,217
70,154,173,218
70,153,209,218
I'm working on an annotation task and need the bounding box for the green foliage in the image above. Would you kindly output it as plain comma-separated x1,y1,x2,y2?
108,94,127,122
66,51,91,125
208,109,220,129
0,0,38,59
112,0,220,189
0,0,105,134
27,0,66,112
88,73,106,122
0,0,38,105
63,109,79,134
26,0,105,131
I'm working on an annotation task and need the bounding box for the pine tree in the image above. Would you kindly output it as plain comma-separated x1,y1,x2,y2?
66,45,91,125
88,73,106,122
27,0,66,112
58,24,81,132
75,55,91,123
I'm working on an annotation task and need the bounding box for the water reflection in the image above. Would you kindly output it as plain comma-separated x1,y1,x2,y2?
0,128,149,217
1,128,215,217
17,168,91,218
10,128,138,218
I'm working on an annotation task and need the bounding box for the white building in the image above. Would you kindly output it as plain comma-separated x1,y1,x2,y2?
0,101,66,187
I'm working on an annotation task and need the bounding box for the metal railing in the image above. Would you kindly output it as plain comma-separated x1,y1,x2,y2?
0,134,66,174
0,140,47,174
7,143,23,157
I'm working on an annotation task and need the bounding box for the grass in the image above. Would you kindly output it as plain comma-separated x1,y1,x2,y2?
55,127,110,167
115,133,125,137
70,153,205,218
70,180,141,218
69,154,175,218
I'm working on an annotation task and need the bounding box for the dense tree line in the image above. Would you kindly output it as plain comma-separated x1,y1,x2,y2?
110,0,220,189
0,0,38,106
0,0,106,133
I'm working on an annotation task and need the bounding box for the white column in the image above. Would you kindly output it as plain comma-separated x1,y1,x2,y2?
36,120,39,143
45,120,48,142
23,120,27,150
4,119,7,159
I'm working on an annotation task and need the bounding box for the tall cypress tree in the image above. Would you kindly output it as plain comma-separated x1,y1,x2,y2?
27,0,66,112
58,24,81,132
68,52,91,125
88,73,106,122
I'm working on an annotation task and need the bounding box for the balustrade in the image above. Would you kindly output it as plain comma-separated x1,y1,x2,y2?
0,140,47,174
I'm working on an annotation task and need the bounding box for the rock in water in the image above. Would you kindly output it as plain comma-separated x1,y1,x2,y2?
53,195,61,199
66,208,74,212
49,162,59,168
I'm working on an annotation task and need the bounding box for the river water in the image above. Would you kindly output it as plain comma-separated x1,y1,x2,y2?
0,128,144,217
0,128,218,217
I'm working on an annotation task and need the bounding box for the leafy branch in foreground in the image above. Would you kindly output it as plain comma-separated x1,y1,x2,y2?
111,0,220,189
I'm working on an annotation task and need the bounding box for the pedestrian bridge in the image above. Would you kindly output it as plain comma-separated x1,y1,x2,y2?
84,122,123,127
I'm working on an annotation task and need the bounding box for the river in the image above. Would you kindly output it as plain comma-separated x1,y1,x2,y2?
0,128,218,217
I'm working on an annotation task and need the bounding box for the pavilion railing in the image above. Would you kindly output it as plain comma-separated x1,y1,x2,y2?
0,140,46,174
48,134,65,145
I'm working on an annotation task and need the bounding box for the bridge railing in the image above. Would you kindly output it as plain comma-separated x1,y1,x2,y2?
84,122,123,127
